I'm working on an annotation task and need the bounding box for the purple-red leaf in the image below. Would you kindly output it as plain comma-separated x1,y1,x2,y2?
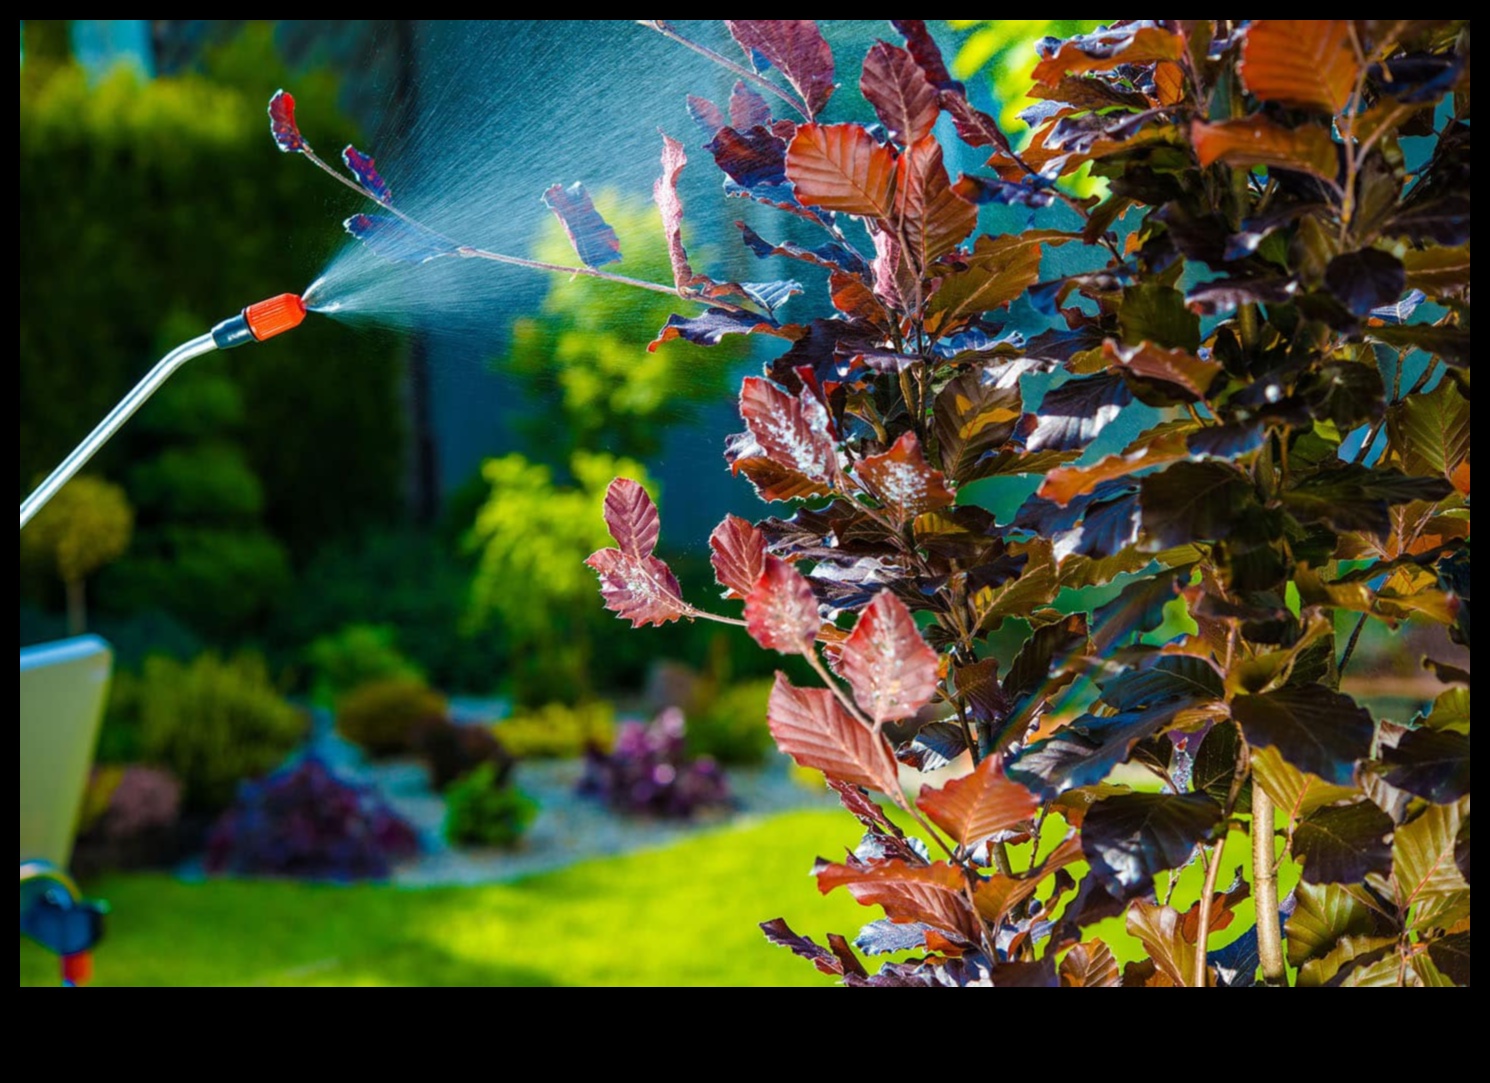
893,134,978,274
739,376,840,484
853,431,954,526
267,89,306,153
654,132,700,290
343,213,457,265
342,145,392,203
861,41,941,146
892,20,958,90
768,673,900,795
745,556,821,656
916,756,1039,849
816,858,977,943
541,182,622,268
648,308,791,352
706,125,789,188
584,548,689,628
686,94,726,140
839,591,939,724
601,477,661,558
726,20,837,118
729,80,773,130
709,514,767,600
786,123,897,218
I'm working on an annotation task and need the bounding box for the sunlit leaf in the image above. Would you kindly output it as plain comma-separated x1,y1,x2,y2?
745,556,821,656
861,41,940,145
759,917,849,977
839,590,939,725
649,308,791,352
916,755,1038,849
1104,339,1223,403
541,182,622,268
1298,934,1398,987
1024,374,1134,453
816,858,977,942
1388,377,1470,481
768,673,900,795
932,367,1023,482
853,432,953,527
708,514,766,601
1031,23,1185,86
267,88,307,153
600,477,660,559
892,134,978,275
1083,793,1222,900
855,918,934,956
1059,939,1122,987
584,548,688,628
1285,881,1391,968
1294,800,1396,885
739,376,840,484
1232,686,1374,786
726,20,837,118
1392,796,1471,916
1239,20,1360,114
1190,117,1339,181
1038,424,1191,507
926,231,1057,333
706,124,788,188
654,132,700,290
1126,900,1205,987
786,123,897,218
736,221,867,276
1249,745,1362,823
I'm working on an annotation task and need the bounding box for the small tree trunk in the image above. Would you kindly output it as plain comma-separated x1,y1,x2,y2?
1252,785,1286,984
65,576,87,636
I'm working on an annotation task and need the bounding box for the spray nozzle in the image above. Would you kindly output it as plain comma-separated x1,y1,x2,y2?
211,293,308,349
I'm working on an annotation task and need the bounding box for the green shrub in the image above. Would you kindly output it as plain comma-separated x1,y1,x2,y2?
136,652,307,813
442,762,538,848
305,623,423,705
687,679,777,766
336,677,448,757
493,701,615,760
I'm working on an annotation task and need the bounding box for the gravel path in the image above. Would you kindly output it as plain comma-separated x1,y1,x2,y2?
298,710,838,887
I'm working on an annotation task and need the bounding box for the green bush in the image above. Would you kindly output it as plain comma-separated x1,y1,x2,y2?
493,701,615,760
687,679,777,766
336,678,448,757
442,762,538,848
136,652,307,813
305,623,423,705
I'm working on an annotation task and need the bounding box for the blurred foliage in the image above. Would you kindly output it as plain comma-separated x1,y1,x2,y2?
467,450,654,704
270,529,503,694
335,676,448,757
101,356,292,638
134,651,307,812
687,678,777,767
493,701,616,760
413,716,513,792
304,622,424,706
19,25,403,574
578,709,731,819
502,195,746,467
442,762,538,848
72,763,187,878
206,756,419,880
19,474,133,632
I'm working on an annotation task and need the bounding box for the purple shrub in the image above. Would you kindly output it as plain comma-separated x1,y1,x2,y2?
577,707,730,819
100,765,182,840
206,756,418,881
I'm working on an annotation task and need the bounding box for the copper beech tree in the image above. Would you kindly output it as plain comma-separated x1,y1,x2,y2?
285,19,1470,987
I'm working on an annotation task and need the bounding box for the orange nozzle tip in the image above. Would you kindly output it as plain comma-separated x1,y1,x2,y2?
243,293,308,341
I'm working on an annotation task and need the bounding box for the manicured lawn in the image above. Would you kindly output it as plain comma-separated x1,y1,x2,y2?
22,806,1295,986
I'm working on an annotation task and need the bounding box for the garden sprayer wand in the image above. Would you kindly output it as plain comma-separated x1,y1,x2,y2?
19,293,308,530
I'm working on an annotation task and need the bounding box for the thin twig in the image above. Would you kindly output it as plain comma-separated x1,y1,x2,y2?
644,21,808,120
1192,832,1230,988
1338,612,1369,674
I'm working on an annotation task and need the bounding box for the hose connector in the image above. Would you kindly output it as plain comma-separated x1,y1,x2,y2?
211,293,308,349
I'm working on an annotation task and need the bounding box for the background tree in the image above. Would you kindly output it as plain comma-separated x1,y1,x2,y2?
21,475,134,635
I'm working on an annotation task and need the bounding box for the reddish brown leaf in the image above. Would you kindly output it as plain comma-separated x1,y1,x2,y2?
1191,117,1339,181
853,431,954,526
708,514,767,600
786,123,897,218
1104,339,1224,402
1038,424,1193,506
1179,875,1251,943
816,858,976,941
892,134,978,274
653,132,700,291
861,41,941,145
916,756,1039,849
767,673,901,794
1239,20,1359,114
739,376,840,483
584,548,688,628
1060,940,1122,987
1031,24,1185,85
726,20,837,118
829,270,888,326
745,556,821,656
1126,900,1205,986
926,231,1063,334
601,477,661,557
839,590,940,724
732,455,834,502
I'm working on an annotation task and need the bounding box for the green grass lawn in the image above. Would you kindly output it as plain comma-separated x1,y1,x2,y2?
22,806,1296,986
